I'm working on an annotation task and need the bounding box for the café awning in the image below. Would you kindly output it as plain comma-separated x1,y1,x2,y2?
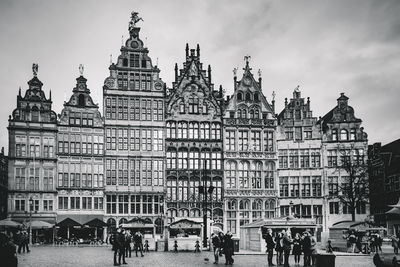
84,218,108,228
57,218,81,227
169,218,202,229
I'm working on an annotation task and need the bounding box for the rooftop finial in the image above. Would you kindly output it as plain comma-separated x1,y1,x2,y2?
110,54,113,65
272,91,276,101
156,57,159,66
244,55,251,66
233,67,237,77
129,11,143,31
258,69,262,78
79,64,84,76
32,63,38,77
121,35,124,46
294,85,300,92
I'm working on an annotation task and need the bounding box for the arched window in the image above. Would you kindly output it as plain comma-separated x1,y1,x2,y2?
255,109,259,119
167,209,177,224
78,94,85,106
179,209,189,218
155,218,164,234
119,218,127,226
250,110,254,119
211,149,222,170
227,200,237,234
31,106,39,122
166,148,177,169
332,129,338,141
106,218,116,234
225,161,237,189
340,129,348,141
242,109,247,119
254,92,260,102
227,199,237,210
237,92,243,101
179,100,185,113
190,209,201,217
237,109,242,119
189,148,200,169
238,161,249,188
177,148,188,169
239,199,250,210
252,199,263,219
246,92,251,101
350,129,356,140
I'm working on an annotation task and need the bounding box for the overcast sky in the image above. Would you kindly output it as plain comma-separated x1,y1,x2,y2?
0,0,399,152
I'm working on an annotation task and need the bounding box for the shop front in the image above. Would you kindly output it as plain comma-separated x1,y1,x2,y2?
240,217,317,252
121,218,155,250
56,215,106,244
168,218,202,251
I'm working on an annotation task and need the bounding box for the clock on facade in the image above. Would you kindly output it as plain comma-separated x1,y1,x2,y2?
154,82,163,90
243,77,252,86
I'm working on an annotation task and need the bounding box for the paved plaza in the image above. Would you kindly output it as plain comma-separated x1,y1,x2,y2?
16,246,377,267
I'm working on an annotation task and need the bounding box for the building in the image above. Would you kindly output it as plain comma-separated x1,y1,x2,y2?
103,13,166,234
223,59,277,238
368,139,400,230
318,93,369,228
56,67,105,228
276,87,324,234
165,44,224,232
0,147,7,219
7,64,58,224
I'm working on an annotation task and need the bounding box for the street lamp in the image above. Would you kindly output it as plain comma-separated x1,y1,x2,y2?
29,196,33,245
198,159,214,248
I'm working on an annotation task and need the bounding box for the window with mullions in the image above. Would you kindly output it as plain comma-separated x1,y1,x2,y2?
130,195,141,214
329,202,339,214
239,199,250,226
153,160,163,186
178,149,188,169
141,129,152,151
328,176,338,196
188,96,199,114
177,180,189,201
189,149,200,169
238,131,248,151
327,150,337,167
58,197,68,210
312,176,322,196
289,150,299,168
28,167,39,191
238,161,249,188
225,131,235,151
279,177,289,197
251,131,261,151
300,149,310,168
106,195,117,214
265,200,275,218
252,199,263,219
251,162,262,189
167,122,176,139
118,195,129,214
70,197,80,210
129,159,141,186
279,150,288,169
130,54,139,68
340,129,348,141
130,129,140,151
301,176,311,197
211,150,222,169
227,200,237,234
142,160,152,186
166,149,177,169
311,150,321,167
290,176,300,197
15,167,26,190
332,129,338,141
117,159,128,186
225,161,236,189
263,131,274,152
264,161,274,189
167,179,177,201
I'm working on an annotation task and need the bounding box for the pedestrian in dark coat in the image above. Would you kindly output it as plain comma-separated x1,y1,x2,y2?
211,233,221,264
134,231,144,257
124,230,132,258
264,228,275,266
275,231,284,266
223,232,234,265
0,233,18,267
302,232,312,267
292,233,302,265
282,230,293,267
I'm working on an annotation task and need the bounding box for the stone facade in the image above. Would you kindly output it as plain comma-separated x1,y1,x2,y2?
318,93,369,228
102,14,166,233
7,66,58,223
57,70,105,224
223,60,277,238
0,147,7,219
165,44,224,229
276,88,324,232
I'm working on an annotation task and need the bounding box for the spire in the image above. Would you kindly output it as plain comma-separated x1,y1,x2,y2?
233,68,237,91
79,64,84,76
185,43,189,58
175,63,178,81
196,44,200,58
32,63,38,77
243,55,251,70
49,89,52,100
110,54,113,65
207,64,211,84
272,91,276,113
258,69,262,89
19,86,21,96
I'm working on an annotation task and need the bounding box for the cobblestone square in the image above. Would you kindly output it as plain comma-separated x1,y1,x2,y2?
17,246,376,267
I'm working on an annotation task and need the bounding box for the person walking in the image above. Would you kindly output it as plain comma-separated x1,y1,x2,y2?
348,231,356,253
282,230,293,267
124,230,132,258
211,233,221,264
275,231,284,266
264,228,275,266
292,233,302,265
223,232,234,265
134,231,144,257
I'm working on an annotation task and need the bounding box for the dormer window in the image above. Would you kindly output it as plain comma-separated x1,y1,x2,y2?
246,92,251,101
254,92,259,102
332,129,338,141
350,129,356,140
237,92,243,101
31,106,39,122
78,94,85,107
122,58,128,67
340,129,348,141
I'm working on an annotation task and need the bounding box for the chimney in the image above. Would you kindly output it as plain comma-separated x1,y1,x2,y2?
185,43,189,59
174,63,178,81
196,44,200,58
208,65,212,84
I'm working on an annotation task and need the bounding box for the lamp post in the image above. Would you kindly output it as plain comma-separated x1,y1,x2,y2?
199,159,214,248
29,196,33,245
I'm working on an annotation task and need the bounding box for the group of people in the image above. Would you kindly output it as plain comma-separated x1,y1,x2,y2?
346,230,382,254
211,231,235,265
15,230,30,254
264,228,317,267
110,226,145,266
